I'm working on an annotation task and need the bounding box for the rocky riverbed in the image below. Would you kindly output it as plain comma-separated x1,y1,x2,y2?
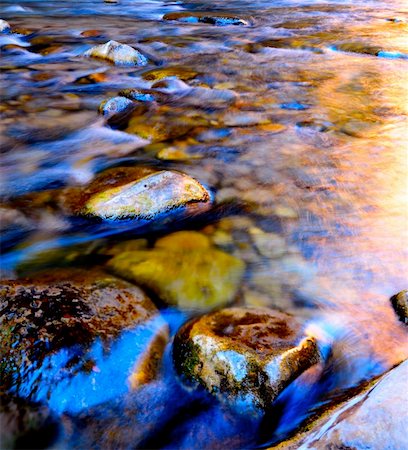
1,0,408,448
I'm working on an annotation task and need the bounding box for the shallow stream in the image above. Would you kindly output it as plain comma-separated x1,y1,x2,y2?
1,0,407,448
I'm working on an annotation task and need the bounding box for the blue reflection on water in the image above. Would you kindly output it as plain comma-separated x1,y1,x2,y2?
12,315,167,415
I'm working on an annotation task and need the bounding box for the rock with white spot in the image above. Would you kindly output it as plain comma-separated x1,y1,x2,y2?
173,307,320,411
84,40,148,66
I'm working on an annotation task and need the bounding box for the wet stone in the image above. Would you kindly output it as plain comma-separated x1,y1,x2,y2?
107,231,245,311
62,166,211,221
142,66,198,82
84,40,148,66
163,12,249,26
288,360,408,449
176,87,237,108
249,228,287,259
156,147,202,161
223,112,270,127
332,42,384,57
118,88,155,102
390,290,408,325
125,109,205,142
98,96,135,117
0,269,168,414
173,307,320,411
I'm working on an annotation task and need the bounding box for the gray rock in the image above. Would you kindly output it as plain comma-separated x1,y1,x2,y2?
84,40,148,66
297,359,408,449
72,167,211,221
98,96,135,117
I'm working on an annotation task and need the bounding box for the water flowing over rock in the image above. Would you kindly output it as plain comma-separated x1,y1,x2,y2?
0,269,168,414
173,307,320,411
62,166,211,221
107,231,245,311
84,40,148,66
0,19,10,33
99,96,136,117
390,290,408,324
286,359,408,449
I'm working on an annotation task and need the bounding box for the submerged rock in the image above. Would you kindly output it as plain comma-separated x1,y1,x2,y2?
0,19,11,33
163,12,249,26
98,96,135,117
0,269,168,414
173,307,320,410
142,66,198,82
107,231,245,311
75,167,210,221
125,108,207,142
390,290,408,324
84,40,148,66
286,360,408,449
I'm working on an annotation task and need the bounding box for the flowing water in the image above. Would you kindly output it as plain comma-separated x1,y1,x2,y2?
1,0,407,448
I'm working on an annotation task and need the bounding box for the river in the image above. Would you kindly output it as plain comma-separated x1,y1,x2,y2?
0,0,407,448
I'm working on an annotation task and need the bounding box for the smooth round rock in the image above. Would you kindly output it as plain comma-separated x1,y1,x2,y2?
84,40,148,66
0,269,168,414
107,231,245,311
173,307,320,410
390,290,408,324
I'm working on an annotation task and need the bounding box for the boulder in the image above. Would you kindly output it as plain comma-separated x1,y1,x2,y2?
84,40,148,66
107,231,245,311
0,269,168,414
173,307,320,410
289,360,408,449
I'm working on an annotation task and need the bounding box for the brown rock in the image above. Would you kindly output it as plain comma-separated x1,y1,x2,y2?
173,307,320,411
0,269,168,414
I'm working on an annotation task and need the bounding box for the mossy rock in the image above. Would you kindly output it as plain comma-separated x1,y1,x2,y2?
107,231,245,311
173,307,320,411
